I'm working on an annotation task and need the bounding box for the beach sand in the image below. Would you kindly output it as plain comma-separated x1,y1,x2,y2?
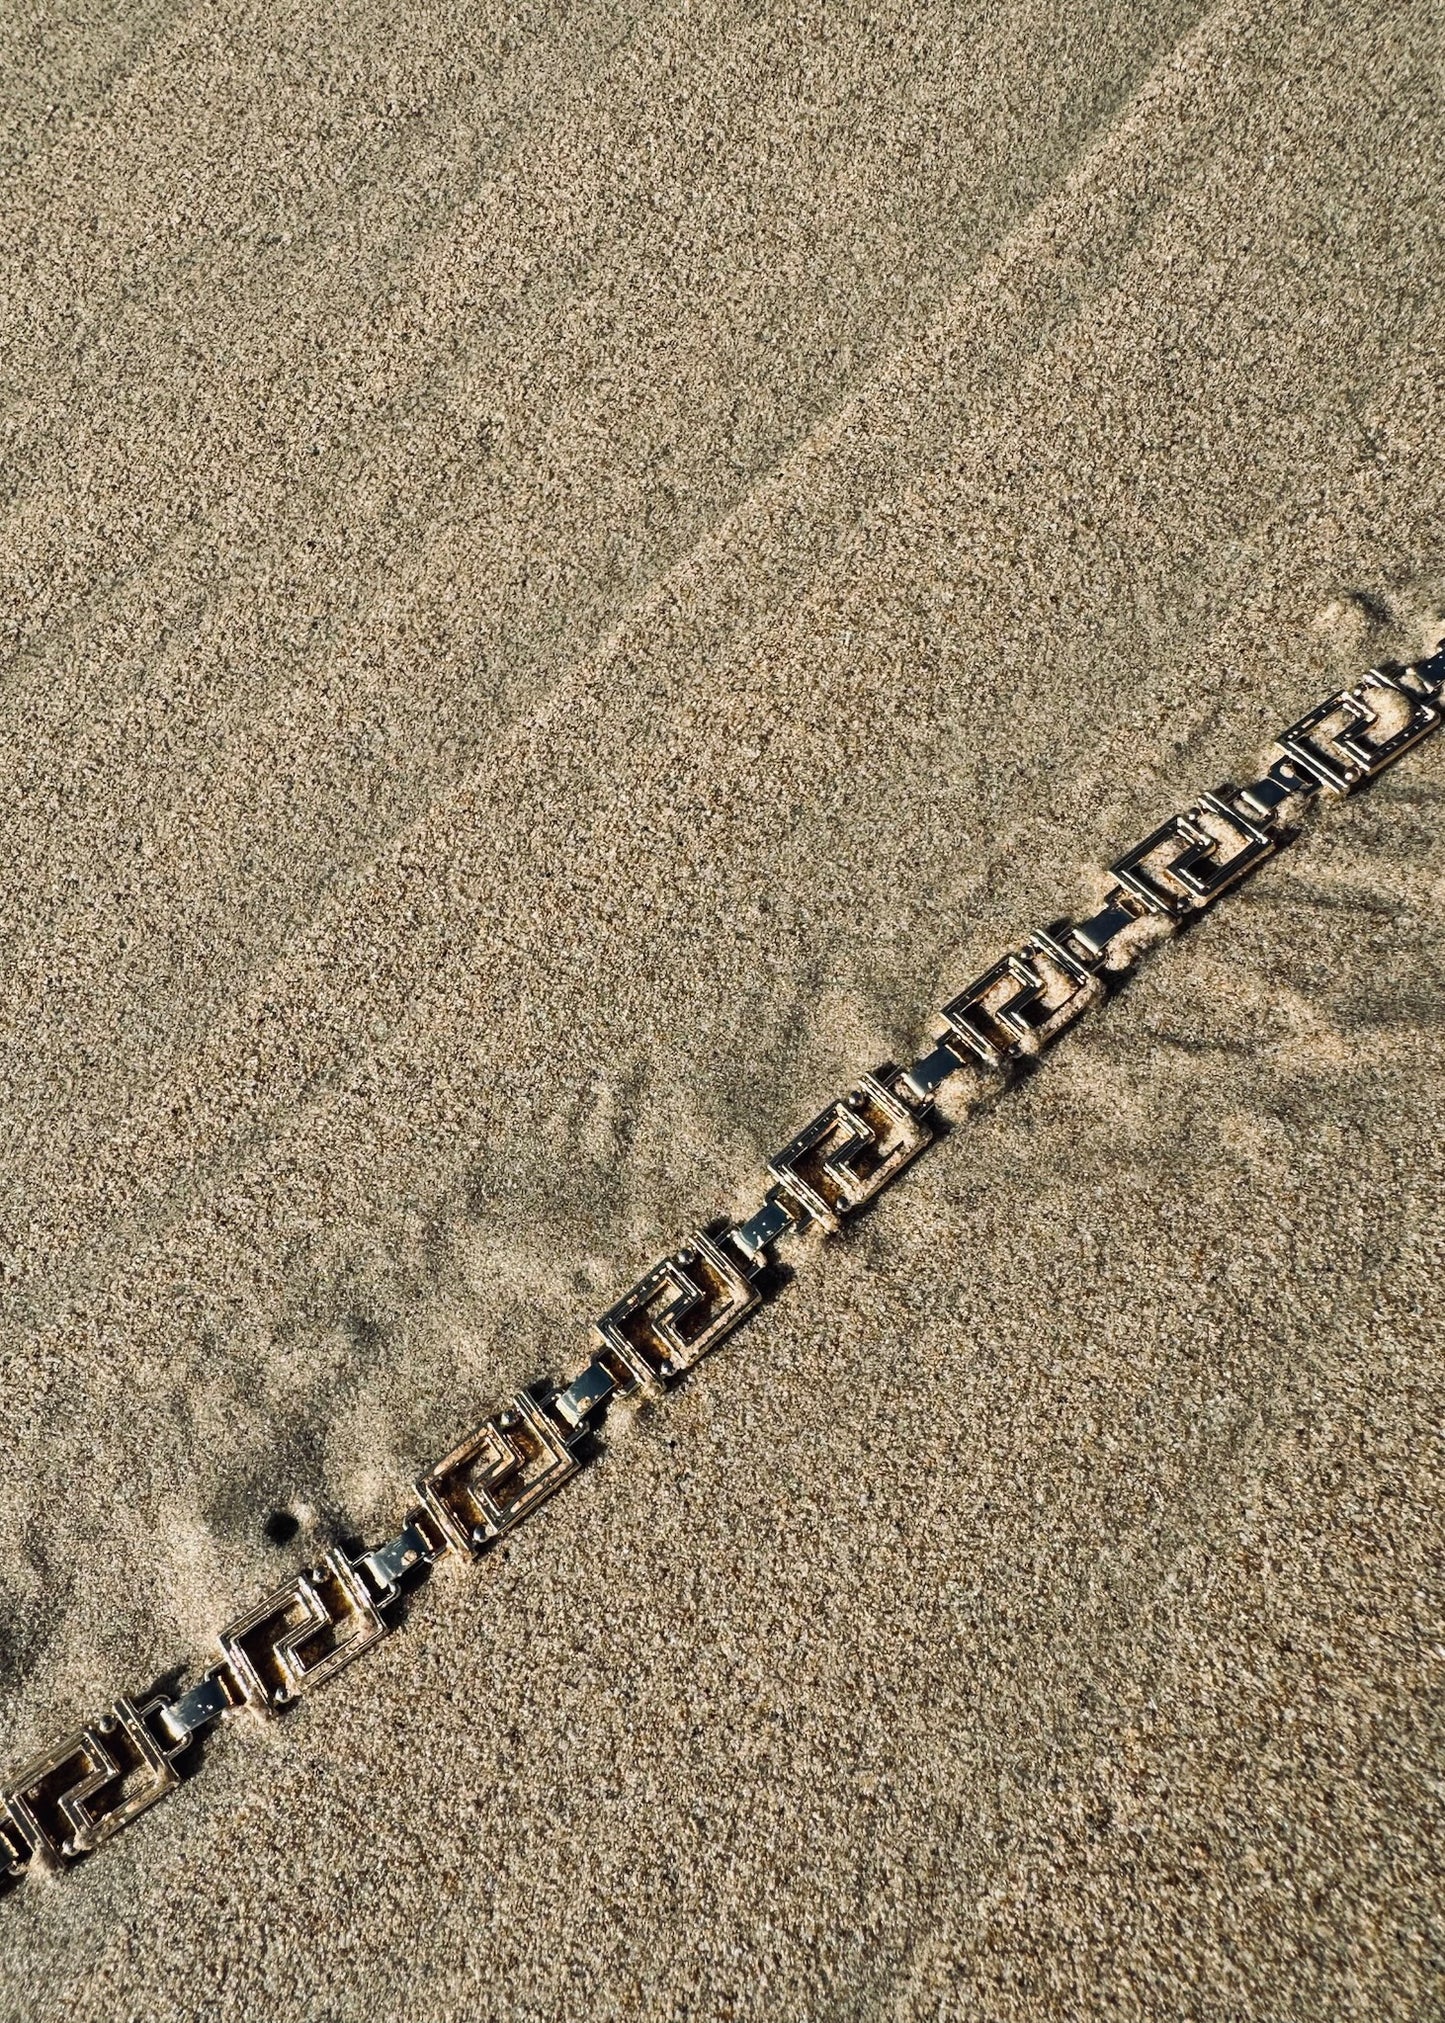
1,1,1442,2015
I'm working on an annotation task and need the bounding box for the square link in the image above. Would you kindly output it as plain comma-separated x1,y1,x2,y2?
939,932,1103,1068
3,1696,179,1864
1109,785,1275,916
767,1064,932,1233
596,1229,760,1386
1276,670,1440,793
219,1550,388,1709
416,1390,582,1558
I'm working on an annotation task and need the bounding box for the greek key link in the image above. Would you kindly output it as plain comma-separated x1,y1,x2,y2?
219,1550,388,1710
1276,668,1440,792
1108,784,1278,916
416,1391,583,1557
767,1064,932,1231
938,929,1104,1069
3,1695,178,1866
596,1230,760,1390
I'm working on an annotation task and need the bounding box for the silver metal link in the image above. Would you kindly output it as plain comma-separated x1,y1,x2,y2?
1110,784,1276,916
6,640,1440,1889
415,1390,584,1559
728,1187,801,1263
1276,668,1441,793
151,1665,241,1751
1068,887,1149,960
4,1697,179,1864
767,1064,932,1232
939,934,1103,1069
596,1231,760,1387
219,1549,389,1712
357,1520,438,1603
552,1356,619,1430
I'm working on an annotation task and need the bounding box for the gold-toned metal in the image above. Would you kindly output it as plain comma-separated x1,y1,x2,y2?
415,1390,582,1558
219,1551,388,1710
767,1064,932,1232
3,1696,178,1864
5,641,1441,1891
596,1229,760,1386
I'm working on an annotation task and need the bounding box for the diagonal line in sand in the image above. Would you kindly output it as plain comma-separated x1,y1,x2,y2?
0,0,1254,1321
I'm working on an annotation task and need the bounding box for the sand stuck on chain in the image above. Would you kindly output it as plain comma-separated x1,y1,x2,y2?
0,2,1442,2017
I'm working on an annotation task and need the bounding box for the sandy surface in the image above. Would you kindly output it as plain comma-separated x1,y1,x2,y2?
1,1,1443,2016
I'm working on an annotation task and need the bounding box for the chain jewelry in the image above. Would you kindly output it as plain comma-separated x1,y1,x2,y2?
4,644,1441,1886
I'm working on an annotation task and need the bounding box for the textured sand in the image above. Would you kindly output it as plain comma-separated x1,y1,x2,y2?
1,1,1443,2016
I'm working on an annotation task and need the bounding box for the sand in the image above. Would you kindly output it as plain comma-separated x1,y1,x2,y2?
1,0,1442,2015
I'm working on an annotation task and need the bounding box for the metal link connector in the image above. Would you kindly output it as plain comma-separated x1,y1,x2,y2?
728,1188,800,1263
1068,887,1148,961
552,1357,618,1430
1236,754,1321,818
899,1040,970,1105
151,1665,241,1752
357,1520,438,1604
1397,647,1444,699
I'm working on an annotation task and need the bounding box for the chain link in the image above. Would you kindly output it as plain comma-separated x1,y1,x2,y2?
4,644,1441,1886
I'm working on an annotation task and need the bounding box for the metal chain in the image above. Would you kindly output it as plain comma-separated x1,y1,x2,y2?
4,645,1442,1886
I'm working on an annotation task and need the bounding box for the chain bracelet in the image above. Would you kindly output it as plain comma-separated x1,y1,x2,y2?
4,645,1441,1888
